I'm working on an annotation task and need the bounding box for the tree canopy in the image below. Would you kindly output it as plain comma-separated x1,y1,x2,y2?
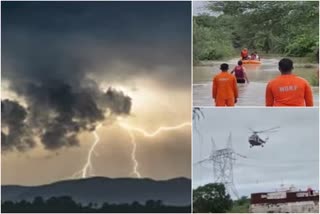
1,196,191,213
194,1,319,62
193,183,233,213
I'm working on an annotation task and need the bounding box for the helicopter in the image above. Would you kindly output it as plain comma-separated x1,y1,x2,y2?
248,126,280,148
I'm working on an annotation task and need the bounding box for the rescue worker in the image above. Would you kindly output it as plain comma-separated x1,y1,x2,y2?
265,58,313,106
231,60,250,84
212,63,238,106
241,48,249,60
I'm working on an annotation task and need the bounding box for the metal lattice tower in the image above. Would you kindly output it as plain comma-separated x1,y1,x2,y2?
197,132,246,199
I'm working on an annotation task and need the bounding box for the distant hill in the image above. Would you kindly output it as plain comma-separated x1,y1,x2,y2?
1,177,191,206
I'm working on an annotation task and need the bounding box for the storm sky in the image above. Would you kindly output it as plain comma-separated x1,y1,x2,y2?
193,108,319,197
1,2,191,185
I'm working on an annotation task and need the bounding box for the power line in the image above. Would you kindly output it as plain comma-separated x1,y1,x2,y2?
195,132,247,199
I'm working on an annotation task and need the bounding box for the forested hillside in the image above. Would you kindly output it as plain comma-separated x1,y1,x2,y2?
194,1,319,62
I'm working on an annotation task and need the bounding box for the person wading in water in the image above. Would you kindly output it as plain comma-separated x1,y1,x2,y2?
231,60,249,84
212,63,239,107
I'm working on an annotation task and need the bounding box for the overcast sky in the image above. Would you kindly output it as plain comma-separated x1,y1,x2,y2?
193,108,319,197
2,1,191,186
193,1,214,16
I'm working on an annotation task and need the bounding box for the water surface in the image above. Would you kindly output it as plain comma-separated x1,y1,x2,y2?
193,58,319,106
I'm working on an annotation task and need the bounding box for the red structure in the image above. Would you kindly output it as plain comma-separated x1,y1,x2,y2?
251,191,319,204
250,190,319,213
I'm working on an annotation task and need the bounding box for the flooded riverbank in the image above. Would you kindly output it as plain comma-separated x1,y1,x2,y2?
193,58,319,106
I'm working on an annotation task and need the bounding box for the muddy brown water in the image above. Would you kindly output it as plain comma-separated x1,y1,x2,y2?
193,58,319,106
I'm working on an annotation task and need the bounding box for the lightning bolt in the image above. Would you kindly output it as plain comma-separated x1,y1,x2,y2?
71,121,191,179
119,122,191,178
127,129,141,178
72,123,102,178
118,122,191,137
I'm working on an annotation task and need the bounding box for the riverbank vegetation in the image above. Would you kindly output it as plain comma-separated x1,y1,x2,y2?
194,1,319,63
1,196,191,213
193,183,250,213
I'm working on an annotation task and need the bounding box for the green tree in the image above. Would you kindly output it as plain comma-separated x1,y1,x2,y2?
237,196,249,206
194,1,319,60
1,197,191,213
193,183,233,213
193,16,235,62
229,196,250,213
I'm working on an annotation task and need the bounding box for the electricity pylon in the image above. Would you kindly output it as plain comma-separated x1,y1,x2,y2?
196,133,246,199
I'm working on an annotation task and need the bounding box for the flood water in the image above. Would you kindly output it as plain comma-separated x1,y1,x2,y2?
193,58,319,106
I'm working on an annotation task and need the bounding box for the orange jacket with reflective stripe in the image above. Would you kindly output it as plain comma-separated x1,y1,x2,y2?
212,72,238,100
265,74,313,106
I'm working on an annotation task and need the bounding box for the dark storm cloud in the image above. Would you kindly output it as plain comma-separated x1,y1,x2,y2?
102,88,132,115
1,84,132,151
1,1,189,152
2,1,191,152
1,99,36,152
2,1,191,89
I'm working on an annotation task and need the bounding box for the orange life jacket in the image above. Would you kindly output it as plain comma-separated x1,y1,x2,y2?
265,74,313,106
212,72,238,100
241,50,248,58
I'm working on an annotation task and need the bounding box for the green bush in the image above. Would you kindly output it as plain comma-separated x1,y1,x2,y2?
285,35,318,57
193,18,234,62
310,73,319,87
193,183,233,213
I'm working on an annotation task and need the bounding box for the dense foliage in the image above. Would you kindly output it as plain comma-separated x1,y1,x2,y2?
1,196,191,213
229,196,250,213
193,183,251,213
193,183,233,213
194,1,319,62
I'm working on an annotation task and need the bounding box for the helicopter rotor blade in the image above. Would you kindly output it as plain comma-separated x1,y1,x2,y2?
248,127,255,132
256,126,280,133
264,130,279,133
258,130,279,134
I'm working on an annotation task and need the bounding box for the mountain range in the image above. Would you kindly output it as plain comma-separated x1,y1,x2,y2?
1,177,191,206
